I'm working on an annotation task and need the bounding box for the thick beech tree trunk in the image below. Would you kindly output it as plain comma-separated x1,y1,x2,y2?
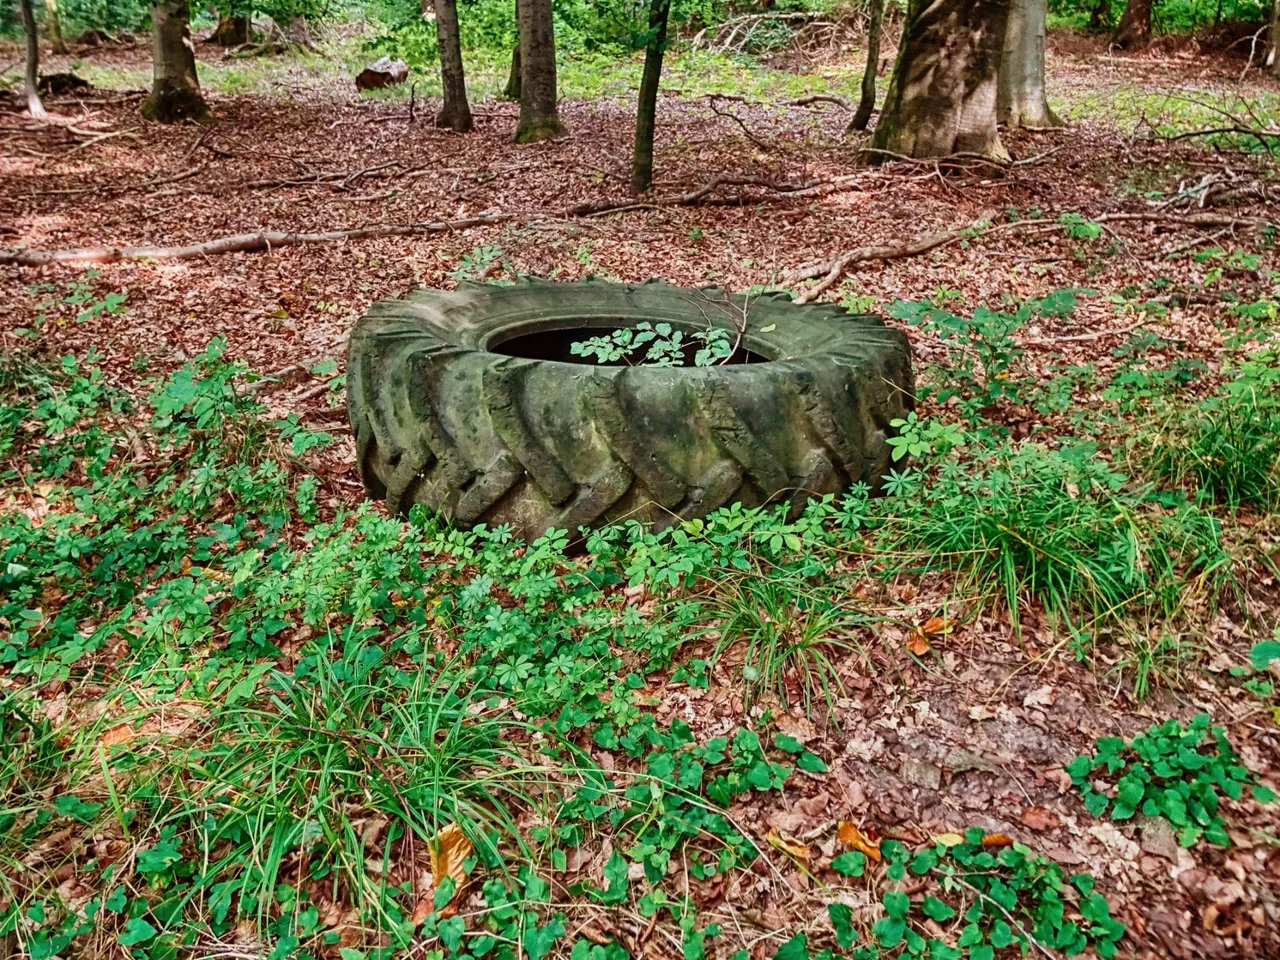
45,0,68,54
1112,0,1151,48
514,0,565,142
142,1,208,122
20,0,46,118
869,0,1011,160
433,0,472,131
999,0,1060,128
631,0,671,192
849,0,883,131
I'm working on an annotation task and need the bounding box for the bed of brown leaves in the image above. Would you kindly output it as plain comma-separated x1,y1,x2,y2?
3,34,1280,960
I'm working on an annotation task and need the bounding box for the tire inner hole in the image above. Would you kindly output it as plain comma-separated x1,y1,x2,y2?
490,324,771,366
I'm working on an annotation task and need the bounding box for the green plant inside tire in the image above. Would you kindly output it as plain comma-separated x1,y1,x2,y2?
346,278,914,541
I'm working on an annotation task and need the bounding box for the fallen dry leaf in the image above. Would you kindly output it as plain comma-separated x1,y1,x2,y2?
968,704,998,721
428,822,473,905
767,826,811,860
906,629,930,656
838,821,882,862
981,834,1014,848
99,723,135,748
933,832,965,847
920,615,955,636
1020,806,1061,831
1023,685,1056,708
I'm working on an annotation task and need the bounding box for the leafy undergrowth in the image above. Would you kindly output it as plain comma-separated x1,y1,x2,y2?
4,270,1279,960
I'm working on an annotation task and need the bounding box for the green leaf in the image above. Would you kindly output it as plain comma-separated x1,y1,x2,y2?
797,752,827,773
438,917,466,953
117,918,157,947
872,917,905,948
774,734,805,754
921,896,955,922
883,890,910,920
828,904,856,950
1248,640,1280,671
774,932,807,960
523,918,565,960
1253,784,1276,804
830,851,866,876
54,795,103,823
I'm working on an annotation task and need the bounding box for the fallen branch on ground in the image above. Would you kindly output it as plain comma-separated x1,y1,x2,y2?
787,211,1277,302
0,214,514,267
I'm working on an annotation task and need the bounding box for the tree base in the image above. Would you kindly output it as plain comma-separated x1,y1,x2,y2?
436,107,473,133
141,87,210,123
1002,102,1062,129
514,120,565,143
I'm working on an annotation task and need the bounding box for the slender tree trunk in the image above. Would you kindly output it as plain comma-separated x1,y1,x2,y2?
1269,0,1280,76
631,0,671,192
20,0,46,119
849,0,884,132
502,0,521,99
999,0,1060,128
433,0,473,132
1088,0,1110,29
514,0,565,142
45,0,68,55
1112,0,1151,48
868,0,1011,161
142,1,208,122
503,43,522,98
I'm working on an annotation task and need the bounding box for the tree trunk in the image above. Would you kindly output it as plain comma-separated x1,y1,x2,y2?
998,0,1060,128
142,1,208,122
433,0,472,132
1088,0,1110,30
212,14,250,45
20,0,46,119
1269,0,1280,76
288,16,317,50
868,0,1011,160
631,0,671,192
515,0,565,142
1112,0,1151,48
849,0,883,131
503,43,522,98
45,0,68,55
502,0,521,99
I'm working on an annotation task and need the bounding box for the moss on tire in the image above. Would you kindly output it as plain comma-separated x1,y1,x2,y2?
347,278,914,540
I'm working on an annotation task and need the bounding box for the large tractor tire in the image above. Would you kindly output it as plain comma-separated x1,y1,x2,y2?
347,278,913,541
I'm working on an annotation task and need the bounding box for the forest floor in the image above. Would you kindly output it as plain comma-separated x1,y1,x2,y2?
2,27,1280,960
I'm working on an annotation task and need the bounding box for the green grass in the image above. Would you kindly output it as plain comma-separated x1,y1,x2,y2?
4,262,1276,959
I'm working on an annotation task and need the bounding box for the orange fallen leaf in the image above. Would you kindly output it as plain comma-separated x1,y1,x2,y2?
906,629,930,656
428,822,472,908
837,821,882,862
100,723,135,748
981,834,1014,848
920,615,955,636
766,826,811,860
1019,806,1061,832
